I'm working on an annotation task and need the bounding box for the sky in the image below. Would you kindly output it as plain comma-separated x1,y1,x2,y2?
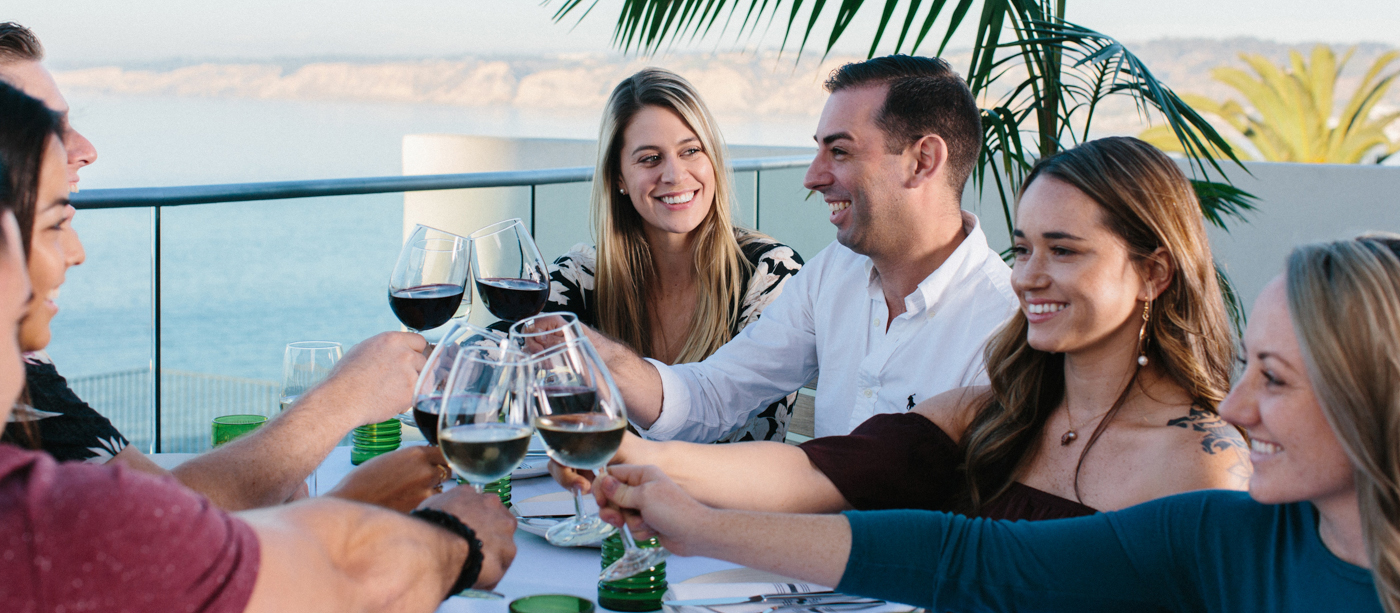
10,0,1399,67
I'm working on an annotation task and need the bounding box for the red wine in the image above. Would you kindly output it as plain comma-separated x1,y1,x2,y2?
536,413,626,470
412,396,441,446
476,277,549,322
439,423,533,484
389,283,465,331
537,385,598,415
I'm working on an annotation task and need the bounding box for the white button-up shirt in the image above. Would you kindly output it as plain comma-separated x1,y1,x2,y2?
638,213,1018,441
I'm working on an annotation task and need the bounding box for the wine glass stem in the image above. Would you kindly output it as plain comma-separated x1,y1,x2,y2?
620,523,641,550
471,483,486,494
573,486,586,517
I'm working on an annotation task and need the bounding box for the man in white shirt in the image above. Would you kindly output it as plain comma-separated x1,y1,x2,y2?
593,55,1020,441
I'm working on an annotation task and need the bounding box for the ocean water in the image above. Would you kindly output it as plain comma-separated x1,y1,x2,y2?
52,93,816,383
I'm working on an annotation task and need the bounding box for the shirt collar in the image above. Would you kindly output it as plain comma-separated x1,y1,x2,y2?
864,212,992,314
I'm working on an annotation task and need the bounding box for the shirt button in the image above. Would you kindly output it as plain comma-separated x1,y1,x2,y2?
863,389,873,398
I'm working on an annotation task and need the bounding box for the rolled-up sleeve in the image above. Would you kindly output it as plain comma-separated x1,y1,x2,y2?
635,261,820,443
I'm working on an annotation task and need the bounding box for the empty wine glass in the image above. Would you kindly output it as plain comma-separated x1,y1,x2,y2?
390,224,471,334
526,338,622,546
438,345,533,494
404,321,508,445
469,219,550,324
282,341,342,494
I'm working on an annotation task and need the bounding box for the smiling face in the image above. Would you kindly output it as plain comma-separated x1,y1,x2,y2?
616,105,716,242
0,211,31,425
0,60,98,189
803,85,912,257
1219,276,1356,507
1011,176,1154,356
19,135,83,352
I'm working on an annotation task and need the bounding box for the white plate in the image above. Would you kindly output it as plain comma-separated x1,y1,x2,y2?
680,569,805,584
511,491,605,548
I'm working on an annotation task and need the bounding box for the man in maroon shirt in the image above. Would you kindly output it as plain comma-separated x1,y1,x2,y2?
0,79,517,612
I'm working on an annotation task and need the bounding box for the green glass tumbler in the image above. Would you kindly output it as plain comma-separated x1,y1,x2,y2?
211,414,267,448
351,419,401,465
598,533,667,611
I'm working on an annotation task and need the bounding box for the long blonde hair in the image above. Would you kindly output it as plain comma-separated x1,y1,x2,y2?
1286,234,1400,613
958,137,1235,511
592,68,752,363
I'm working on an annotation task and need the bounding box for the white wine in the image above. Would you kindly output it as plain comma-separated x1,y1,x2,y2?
439,423,533,484
536,413,626,470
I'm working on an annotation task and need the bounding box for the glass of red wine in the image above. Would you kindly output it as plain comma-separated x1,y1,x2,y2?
389,224,471,334
438,344,532,495
525,337,625,547
404,321,507,445
469,219,550,324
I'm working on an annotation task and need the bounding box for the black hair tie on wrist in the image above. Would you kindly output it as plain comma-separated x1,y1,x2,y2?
410,508,485,600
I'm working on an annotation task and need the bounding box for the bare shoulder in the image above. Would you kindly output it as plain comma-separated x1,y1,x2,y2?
910,385,991,441
1146,406,1252,494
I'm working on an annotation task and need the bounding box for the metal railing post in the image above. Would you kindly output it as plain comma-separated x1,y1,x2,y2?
151,205,162,452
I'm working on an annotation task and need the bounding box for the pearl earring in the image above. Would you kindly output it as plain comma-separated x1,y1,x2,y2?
1136,300,1151,366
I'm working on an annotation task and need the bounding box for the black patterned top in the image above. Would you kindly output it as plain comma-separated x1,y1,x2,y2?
544,231,804,443
3,355,129,463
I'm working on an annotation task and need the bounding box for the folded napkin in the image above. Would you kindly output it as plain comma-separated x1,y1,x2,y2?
663,582,912,613
513,495,600,518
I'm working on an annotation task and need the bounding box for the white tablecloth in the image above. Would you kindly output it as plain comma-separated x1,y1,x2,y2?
156,445,741,612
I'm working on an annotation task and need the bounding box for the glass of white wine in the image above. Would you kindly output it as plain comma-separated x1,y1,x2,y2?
437,345,533,494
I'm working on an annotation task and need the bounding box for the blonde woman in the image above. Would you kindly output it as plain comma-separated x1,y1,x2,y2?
558,137,1248,518
545,68,803,442
595,233,1400,613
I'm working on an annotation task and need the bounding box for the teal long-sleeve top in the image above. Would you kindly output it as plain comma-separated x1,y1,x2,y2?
837,490,1380,612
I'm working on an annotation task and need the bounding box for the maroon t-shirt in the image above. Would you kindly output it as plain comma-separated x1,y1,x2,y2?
0,444,260,613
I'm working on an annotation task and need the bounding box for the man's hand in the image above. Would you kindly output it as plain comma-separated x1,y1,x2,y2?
326,445,451,513
594,464,713,556
551,431,654,494
419,485,518,589
306,331,427,427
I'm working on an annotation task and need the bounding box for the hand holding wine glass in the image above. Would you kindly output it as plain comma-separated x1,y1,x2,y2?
390,224,471,333
469,219,550,324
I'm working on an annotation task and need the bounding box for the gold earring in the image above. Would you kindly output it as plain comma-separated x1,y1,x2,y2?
1136,300,1151,366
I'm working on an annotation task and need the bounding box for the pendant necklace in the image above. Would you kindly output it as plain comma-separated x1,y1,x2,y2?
1060,403,1111,446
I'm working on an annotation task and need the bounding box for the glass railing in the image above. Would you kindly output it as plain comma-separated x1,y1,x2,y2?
68,154,821,451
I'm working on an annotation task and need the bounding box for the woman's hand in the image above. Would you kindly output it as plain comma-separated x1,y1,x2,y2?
326,445,452,513
593,464,714,556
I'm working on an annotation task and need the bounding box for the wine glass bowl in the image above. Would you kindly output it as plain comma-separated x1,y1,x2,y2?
509,311,589,355
437,345,533,493
469,219,550,324
390,225,471,333
408,321,508,445
525,339,627,547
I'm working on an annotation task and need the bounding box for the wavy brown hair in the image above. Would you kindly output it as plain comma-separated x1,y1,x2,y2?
592,68,757,364
1286,234,1400,613
958,136,1235,511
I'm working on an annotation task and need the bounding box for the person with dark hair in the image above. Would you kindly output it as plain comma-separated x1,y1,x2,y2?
592,233,1400,613
0,23,451,512
0,78,519,613
579,55,1018,442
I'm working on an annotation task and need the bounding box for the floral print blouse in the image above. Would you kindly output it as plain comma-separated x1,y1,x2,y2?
545,231,804,442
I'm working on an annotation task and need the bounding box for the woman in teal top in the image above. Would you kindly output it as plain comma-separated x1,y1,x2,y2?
590,234,1400,613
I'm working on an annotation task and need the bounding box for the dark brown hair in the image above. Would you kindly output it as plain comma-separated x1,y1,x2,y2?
0,23,43,63
957,137,1235,511
824,55,982,195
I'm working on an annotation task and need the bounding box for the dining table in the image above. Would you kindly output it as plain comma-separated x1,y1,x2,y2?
153,443,749,613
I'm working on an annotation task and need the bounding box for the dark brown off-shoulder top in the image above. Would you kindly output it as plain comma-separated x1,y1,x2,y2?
799,412,1096,520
